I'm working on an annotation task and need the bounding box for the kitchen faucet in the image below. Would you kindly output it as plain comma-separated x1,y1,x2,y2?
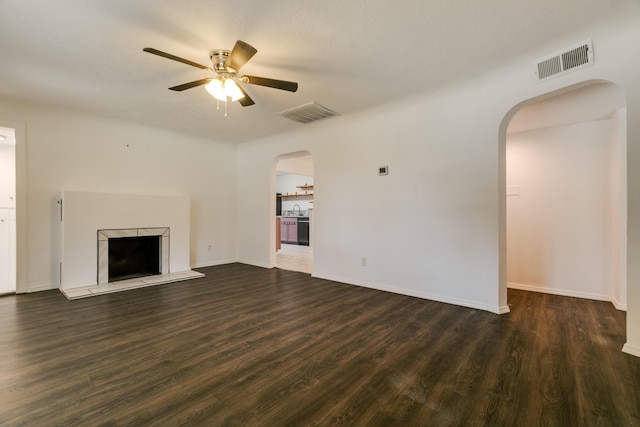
293,204,301,215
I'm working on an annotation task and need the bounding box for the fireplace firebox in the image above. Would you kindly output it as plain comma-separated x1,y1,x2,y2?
108,235,161,282
97,227,169,284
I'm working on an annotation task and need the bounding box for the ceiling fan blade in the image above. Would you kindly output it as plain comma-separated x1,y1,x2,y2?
143,47,213,71
226,40,257,72
169,78,212,91
242,75,298,92
237,84,255,107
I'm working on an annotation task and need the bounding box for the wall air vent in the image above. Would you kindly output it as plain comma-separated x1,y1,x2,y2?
279,102,339,124
534,39,594,81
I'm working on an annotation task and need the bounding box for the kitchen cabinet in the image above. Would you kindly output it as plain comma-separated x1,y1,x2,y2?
280,217,298,244
276,218,281,251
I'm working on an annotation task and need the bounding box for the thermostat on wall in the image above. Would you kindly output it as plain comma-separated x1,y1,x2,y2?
379,166,388,176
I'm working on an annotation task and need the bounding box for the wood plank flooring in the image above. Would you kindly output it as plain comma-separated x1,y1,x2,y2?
1,263,639,426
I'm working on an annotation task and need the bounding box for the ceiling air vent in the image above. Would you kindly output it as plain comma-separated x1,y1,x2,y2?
279,102,339,124
534,39,593,81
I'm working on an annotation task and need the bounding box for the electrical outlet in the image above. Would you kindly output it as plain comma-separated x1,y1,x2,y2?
361,257,367,267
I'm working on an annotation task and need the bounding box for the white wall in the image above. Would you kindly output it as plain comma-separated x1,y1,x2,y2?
236,22,640,356
238,82,507,313
0,100,238,292
508,83,626,133
506,119,617,302
277,156,314,176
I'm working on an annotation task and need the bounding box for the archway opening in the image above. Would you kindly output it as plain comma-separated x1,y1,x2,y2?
499,81,627,313
272,151,314,273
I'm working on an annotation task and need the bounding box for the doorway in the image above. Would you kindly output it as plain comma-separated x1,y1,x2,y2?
503,82,627,309
274,152,314,273
0,126,17,294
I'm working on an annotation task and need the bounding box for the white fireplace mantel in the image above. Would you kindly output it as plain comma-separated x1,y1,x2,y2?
59,191,194,293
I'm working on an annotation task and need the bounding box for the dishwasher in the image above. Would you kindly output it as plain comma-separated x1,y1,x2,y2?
297,217,310,246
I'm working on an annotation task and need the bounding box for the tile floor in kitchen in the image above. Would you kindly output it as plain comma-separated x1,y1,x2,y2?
276,244,312,274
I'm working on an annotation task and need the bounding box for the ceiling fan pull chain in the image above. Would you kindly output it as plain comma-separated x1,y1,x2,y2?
224,99,228,117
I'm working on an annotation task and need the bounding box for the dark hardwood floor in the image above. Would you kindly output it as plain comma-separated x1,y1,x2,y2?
1,263,638,426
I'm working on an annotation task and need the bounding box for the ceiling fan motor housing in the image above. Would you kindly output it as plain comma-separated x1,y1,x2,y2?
209,50,233,74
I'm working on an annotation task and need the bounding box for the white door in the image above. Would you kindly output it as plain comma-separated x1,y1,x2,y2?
9,209,16,292
0,209,10,294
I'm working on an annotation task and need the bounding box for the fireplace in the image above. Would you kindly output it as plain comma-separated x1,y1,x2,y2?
97,227,169,284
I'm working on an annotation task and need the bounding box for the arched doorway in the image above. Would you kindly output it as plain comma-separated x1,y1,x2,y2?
499,81,627,311
272,151,314,273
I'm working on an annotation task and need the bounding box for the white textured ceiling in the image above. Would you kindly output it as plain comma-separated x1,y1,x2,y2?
0,1,638,143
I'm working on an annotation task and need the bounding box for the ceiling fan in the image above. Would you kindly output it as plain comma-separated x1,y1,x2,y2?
143,40,298,108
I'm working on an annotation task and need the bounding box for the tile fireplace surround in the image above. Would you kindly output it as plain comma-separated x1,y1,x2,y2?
97,227,170,285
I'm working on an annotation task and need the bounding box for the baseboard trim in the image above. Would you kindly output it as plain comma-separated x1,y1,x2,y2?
507,282,625,311
193,260,274,271
622,343,640,358
611,295,627,311
25,284,58,293
313,273,504,314
191,259,237,269
237,259,271,269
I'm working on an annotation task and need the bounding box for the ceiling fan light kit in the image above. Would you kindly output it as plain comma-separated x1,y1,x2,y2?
143,40,298,116
205,78,243,102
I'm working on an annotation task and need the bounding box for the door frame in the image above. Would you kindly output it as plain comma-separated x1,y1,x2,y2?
0,120,27,294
